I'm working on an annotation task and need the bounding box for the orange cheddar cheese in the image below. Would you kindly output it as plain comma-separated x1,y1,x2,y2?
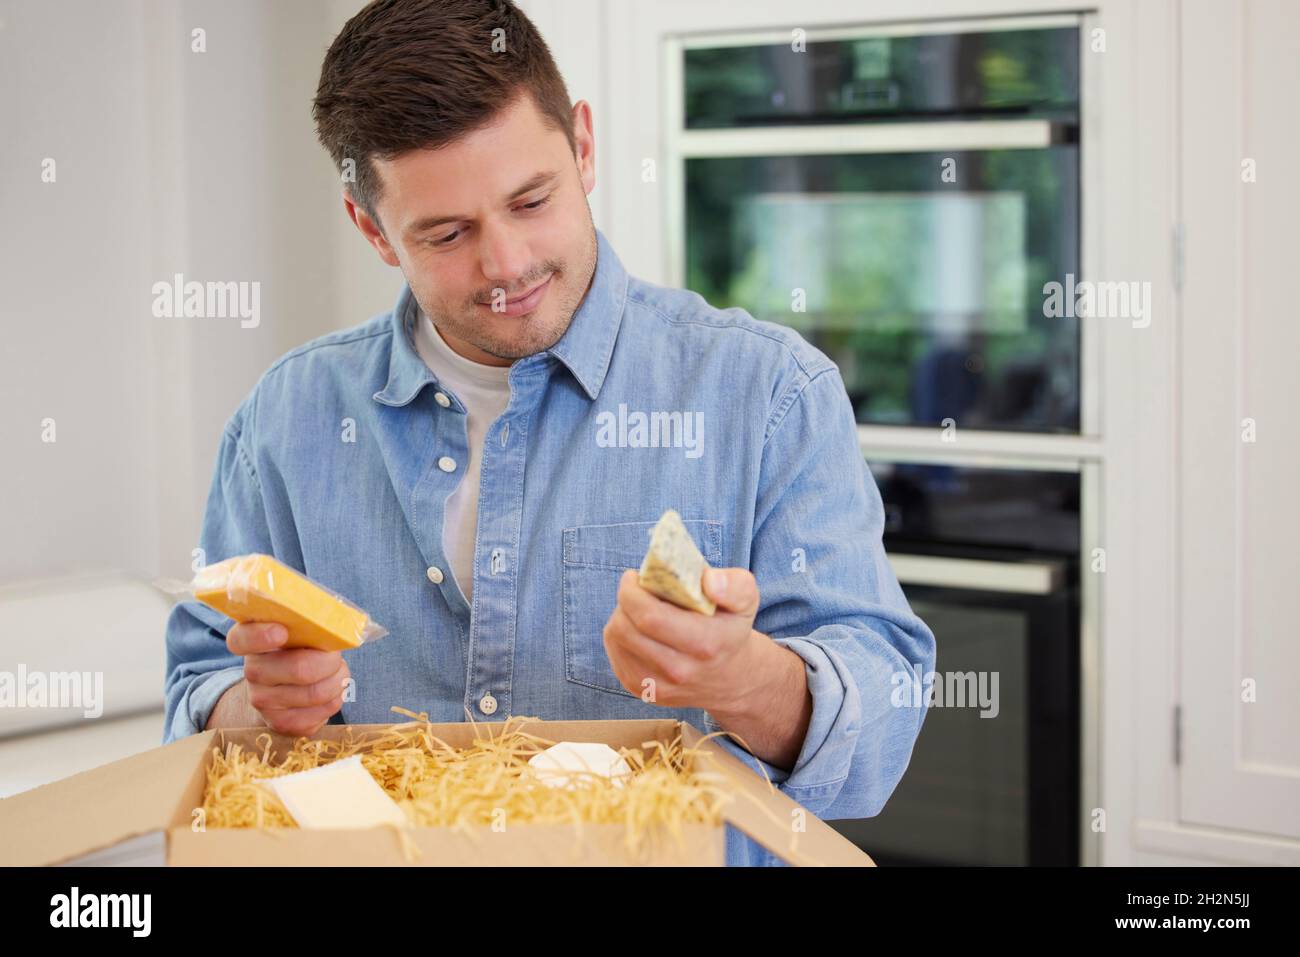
193,554,371,651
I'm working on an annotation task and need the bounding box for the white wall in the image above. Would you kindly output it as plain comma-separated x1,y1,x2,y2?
0,0,162,585
0,0,352,742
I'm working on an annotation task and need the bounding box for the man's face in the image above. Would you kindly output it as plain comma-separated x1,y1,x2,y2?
349,92,598,366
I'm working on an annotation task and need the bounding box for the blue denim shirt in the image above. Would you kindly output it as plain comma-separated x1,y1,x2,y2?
163,227,936,866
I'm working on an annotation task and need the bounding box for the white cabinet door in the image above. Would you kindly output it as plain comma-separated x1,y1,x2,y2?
1178,0,1300,839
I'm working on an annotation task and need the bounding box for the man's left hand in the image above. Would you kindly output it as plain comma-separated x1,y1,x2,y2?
603,567,764,710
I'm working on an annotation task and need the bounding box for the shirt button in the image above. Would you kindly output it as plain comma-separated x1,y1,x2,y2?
478,693,498,716
438,456,457,472
426,566,444,584
434,391,451,408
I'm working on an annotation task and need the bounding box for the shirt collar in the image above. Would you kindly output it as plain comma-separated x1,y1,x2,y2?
373,226,627,407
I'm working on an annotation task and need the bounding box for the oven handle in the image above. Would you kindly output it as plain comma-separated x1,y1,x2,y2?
887,553,1063,596
678,119,1070,158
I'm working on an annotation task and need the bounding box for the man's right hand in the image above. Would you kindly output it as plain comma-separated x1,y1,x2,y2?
224,622,350,736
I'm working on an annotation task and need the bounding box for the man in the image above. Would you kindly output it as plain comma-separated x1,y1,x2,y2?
164,0,936,867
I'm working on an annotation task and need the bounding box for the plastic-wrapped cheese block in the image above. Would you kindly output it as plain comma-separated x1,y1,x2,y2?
191,554,388,651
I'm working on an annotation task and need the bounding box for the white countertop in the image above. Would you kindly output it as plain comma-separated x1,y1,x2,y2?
0,709,165,799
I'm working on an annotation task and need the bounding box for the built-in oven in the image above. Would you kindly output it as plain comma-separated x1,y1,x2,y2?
675,20,1081,432
829,463,1080,866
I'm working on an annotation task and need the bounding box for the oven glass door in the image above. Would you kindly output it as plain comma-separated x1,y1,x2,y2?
685,148,1079,431
828,569,1077,866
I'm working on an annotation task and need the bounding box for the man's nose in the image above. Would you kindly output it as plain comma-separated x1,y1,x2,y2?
477,224,532,292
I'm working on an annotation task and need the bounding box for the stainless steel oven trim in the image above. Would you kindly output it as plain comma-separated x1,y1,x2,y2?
663,32,686,288
1078,13,1103,867
888,553,1064,595
1079,11,1102,442
674,13,1083,49
1080,444,1103,867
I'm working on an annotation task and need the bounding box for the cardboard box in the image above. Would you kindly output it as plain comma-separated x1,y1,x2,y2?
0,718,875,866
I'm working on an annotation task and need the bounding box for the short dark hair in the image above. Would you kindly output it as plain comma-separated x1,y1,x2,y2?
313,0,574,233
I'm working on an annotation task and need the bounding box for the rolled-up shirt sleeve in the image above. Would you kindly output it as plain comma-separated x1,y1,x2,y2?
708,365,936,821
163,404,276,744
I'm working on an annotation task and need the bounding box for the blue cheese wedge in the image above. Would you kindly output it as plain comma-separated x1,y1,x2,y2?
638,509,716,615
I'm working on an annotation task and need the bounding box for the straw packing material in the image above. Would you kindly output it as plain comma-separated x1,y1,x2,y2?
200,710,755,859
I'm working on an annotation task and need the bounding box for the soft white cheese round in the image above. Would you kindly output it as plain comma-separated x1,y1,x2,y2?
527,742,633,790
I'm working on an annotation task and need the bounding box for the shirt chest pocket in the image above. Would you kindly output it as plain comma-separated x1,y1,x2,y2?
562,519,724,698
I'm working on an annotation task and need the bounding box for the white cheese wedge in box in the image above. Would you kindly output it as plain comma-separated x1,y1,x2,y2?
262,755,407,829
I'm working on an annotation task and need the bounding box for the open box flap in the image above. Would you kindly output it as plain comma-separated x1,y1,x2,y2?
0,730,217,866
681,722,874,866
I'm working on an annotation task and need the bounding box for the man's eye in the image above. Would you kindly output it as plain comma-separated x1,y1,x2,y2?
431,230,460,246
521,195,551,211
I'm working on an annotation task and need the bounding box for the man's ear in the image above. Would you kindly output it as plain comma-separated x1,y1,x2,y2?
342,191,401,267
570,100,596,196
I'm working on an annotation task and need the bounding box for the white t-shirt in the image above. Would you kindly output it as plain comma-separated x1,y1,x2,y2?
411,310,513,604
